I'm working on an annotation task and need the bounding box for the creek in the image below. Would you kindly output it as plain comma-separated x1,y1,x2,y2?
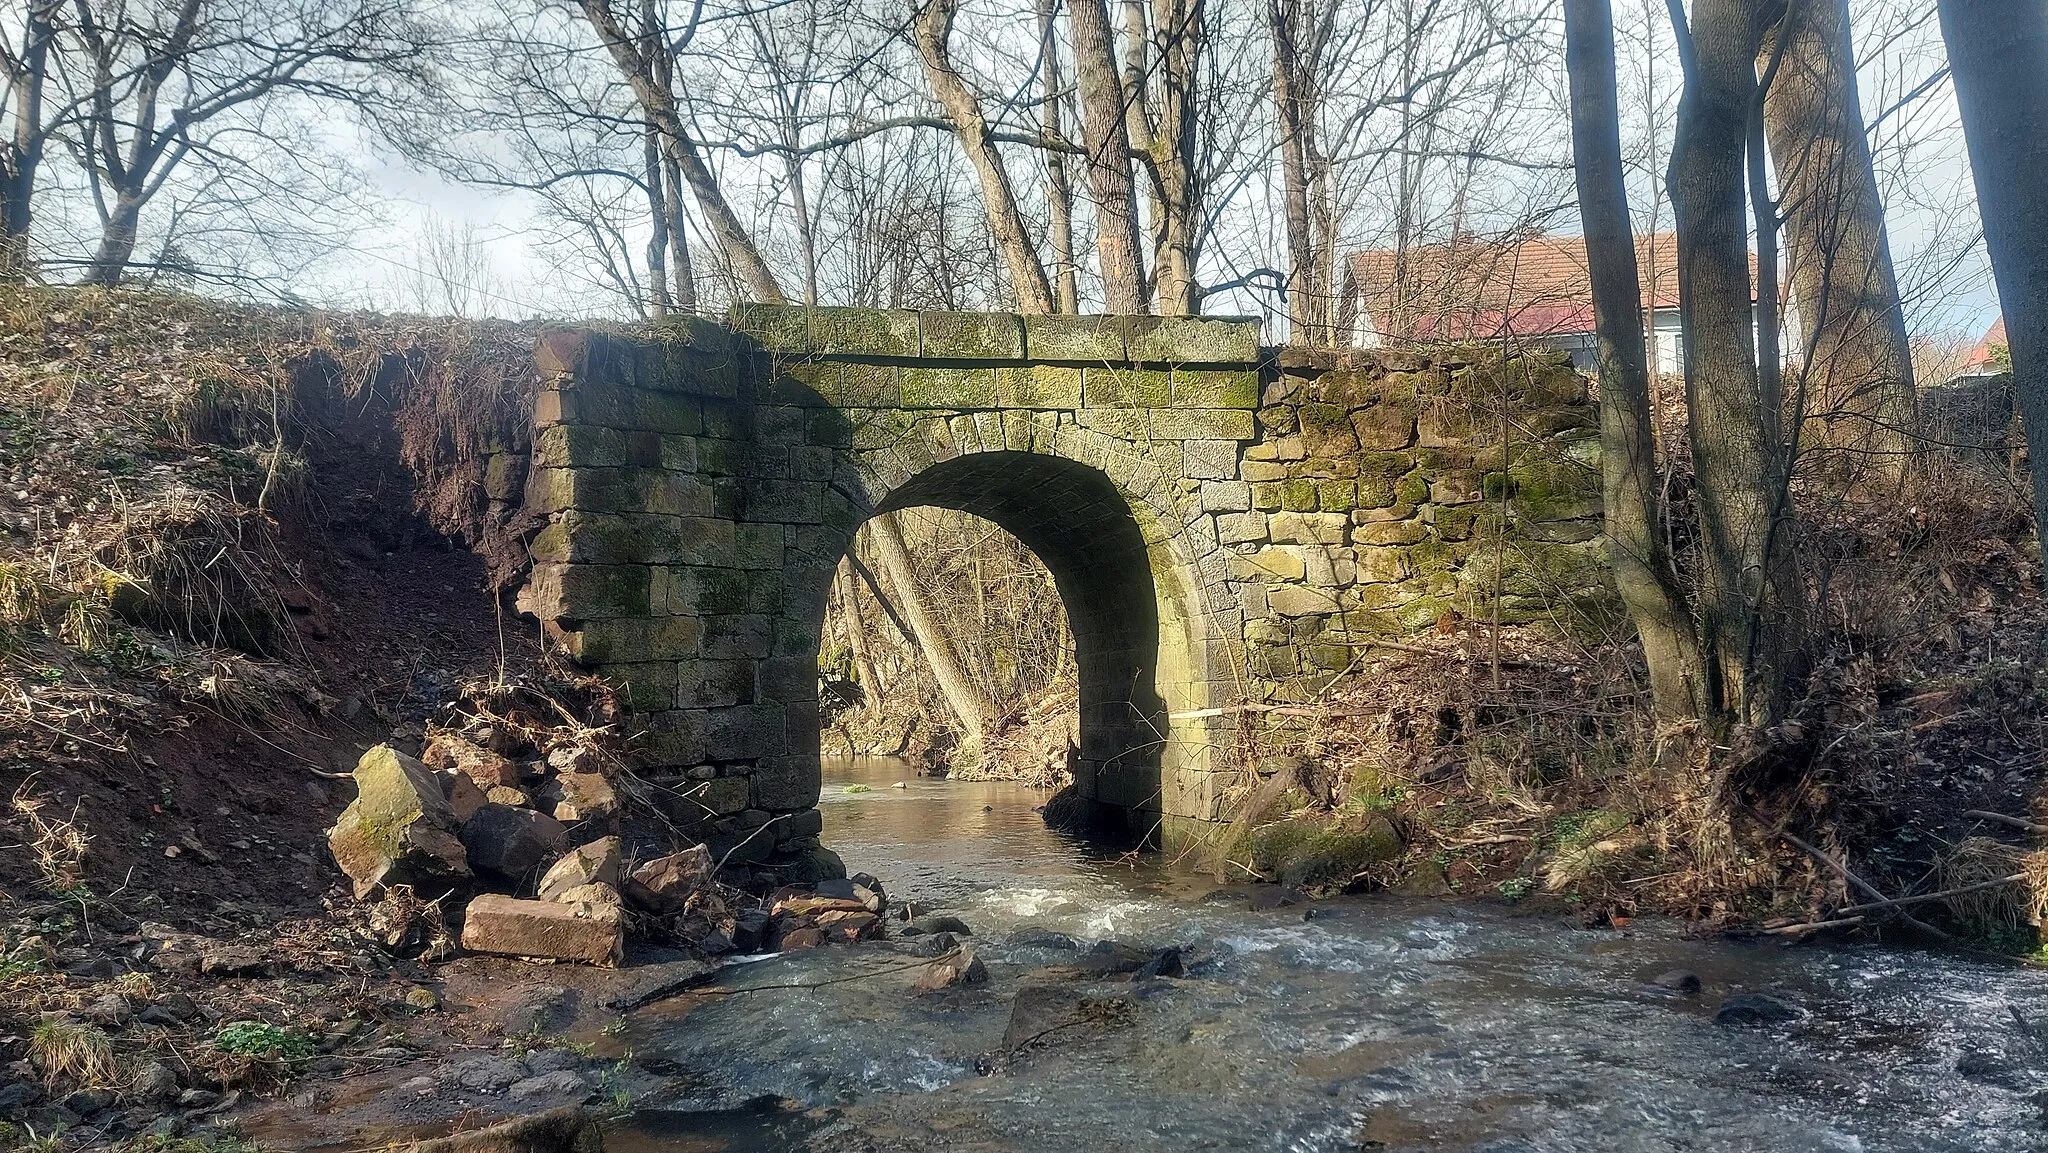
609,757,2048,1152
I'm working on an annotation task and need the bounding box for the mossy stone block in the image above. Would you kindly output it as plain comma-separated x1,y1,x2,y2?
900,366,998,408
997,364,1084,408
729,302,810,353
533,425,626,468
1149,408,1256,441
1507,458,1602,521
1126,316,1261,363
1394,470,1431,505
811,307,920,356
1251,814,1401,890
921,311,1024,359
1172,368,1260,409
1084,365,1171,407
1024,314,1128,361
1279,479,1318,512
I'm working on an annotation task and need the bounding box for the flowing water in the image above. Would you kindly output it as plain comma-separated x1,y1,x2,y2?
611,757,2048,1152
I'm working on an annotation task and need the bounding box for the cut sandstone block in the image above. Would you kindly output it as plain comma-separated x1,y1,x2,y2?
460,894,622,966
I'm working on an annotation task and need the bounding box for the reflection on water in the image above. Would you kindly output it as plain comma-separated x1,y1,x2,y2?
623,757,2048,1152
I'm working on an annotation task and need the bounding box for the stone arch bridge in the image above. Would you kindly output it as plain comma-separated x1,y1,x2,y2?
509,306,1608,872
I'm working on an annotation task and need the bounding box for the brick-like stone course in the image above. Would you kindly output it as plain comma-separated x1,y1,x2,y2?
517,306,1611,863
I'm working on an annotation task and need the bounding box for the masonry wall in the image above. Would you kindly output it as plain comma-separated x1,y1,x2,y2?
512,307,1608,877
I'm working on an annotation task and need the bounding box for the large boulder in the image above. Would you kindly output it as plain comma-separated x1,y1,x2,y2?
462,804,570,887
460,894,623,966
327,744,472,899
538,838,622,902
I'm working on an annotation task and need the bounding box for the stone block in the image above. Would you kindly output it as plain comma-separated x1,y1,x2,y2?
1353,520,1428,546
922,311,1025,358
811,306,920,356
1076,407,1149,439
1171,369,1260,409
1267,584,1341,617
460,894,622,966
1353,402,1417,450
461,803,570,886
743,479,823,524
558,616,701,664
1182,439,1240,480
1248,547,1307,581
1269,512,1349,545
1084,365,1171,407
996,364,1084,408
532,425,627,468
1241,460,1287,482
1024,314,1127,361
702,614,774,659
1214,511,1269,544
734,523,787,569
538,837,622,901
729,302,811,353
612,661,679,711
326,744,471,899
638,710,707,765
517,563,650,622
1150,408,1256,441
1279,478,1318,511
1125,316,1261,363
678,660,757,708
751,755,823,810
757,655,820,703
529,511,681,565
1199,480,1252,512
901,366,998,408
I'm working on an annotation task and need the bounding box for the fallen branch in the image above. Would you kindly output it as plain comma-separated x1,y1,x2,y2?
1838,873,2029,916
1963,810,2048,835
1735,916,1867,937
1778,828,1952,942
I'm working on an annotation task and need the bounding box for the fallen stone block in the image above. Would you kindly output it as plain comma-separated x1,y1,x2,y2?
462,804,570,886
461,894,623,966
538,837,622,902
550,772,618,824
626,845,714,914
424,732,521,788
327,744,472,899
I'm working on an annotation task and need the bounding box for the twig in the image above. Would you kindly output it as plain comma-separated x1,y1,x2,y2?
1963,810,2048,835
1838,874,2028,915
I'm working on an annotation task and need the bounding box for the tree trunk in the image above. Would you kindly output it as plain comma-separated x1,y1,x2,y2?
662,153,695,313
1763,0,1916,467
0,0,56,280
835,558,883,704
1566,0,1706,721
83,192,144,286
1068,0,1149,313
1149,0,1203,314
913,0,1056,315
1939,0,2048,543
643,119,671,316
1039,0,1081,313
1667,0,1801,727
1270,0,1318,345
577,0,786,304
867,513,992,759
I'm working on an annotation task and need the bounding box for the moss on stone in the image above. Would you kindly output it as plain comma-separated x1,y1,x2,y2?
1251,814,1402,890
1506,457,1602,522
1393,470,1431,505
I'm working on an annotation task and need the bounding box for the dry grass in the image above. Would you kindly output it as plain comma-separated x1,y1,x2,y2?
10,780,90,892
28,1018,118,1088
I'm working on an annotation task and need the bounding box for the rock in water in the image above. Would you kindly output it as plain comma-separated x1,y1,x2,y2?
461,804,570,886
914,947,988,993
460,894,623,966
1714,993,1801,1026
626,846,714,914
907,913,973,937
327,744,473,899
1652,969,1702,994
538,838,622,902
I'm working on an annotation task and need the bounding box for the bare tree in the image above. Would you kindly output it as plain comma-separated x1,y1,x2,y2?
1937,0,2048,543
1666,0,1802,727
1761,0,1916,467
58,0,418,286
1068,0,1147,312
1566,0,1703,720
0,0,61,275
911,0,1054,314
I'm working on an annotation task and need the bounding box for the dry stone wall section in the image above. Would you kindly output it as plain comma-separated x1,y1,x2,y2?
512,306,1608,872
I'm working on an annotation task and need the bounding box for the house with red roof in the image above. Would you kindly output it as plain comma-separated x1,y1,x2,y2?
1342,231,1760,374
1958,317,2008,375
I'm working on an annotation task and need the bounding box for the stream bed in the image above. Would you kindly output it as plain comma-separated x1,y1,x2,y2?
610,757,2048,1152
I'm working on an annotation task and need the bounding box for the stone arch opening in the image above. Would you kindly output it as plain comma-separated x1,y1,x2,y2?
798,450,1209,842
